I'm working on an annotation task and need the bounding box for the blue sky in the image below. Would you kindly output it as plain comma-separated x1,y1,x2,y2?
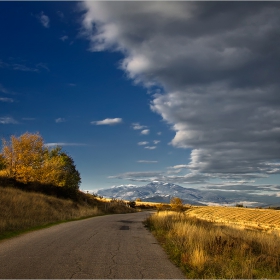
1,2,280,200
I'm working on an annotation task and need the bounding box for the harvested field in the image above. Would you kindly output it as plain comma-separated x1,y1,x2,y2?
187,206,280,233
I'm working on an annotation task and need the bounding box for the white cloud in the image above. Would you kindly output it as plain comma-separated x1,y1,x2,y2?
91,118,123,125
153,140,160,145
170,165,189,169
144,146,156,150
37,12,50,28
132,122,147,130
55,118,66,123
141,129,150,135
137,160,158,163
45,143,87,147
0,117,18,124
138,141,149,145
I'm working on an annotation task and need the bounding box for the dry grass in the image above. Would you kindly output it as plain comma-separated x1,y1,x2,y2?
187,206,280,233
146,210,280,279
0,186,102,237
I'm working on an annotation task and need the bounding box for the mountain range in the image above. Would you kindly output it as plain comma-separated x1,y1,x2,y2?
96,181,229,206
95,181,280,207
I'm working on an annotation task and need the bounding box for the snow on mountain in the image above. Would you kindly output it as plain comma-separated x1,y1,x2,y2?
96,181,227,205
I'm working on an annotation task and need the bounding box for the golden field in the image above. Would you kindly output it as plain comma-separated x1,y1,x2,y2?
146,208,280,278
187,206,280,234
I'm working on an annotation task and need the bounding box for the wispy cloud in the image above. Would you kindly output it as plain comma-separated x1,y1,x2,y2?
0,97,14,103
108,170,208,184
144,146,156,150
36,63,49,72
37,12,50,28
138,141,149,145
0,84,9,94
109,171,163,182
91,118,123,125
57,11,64,20
0,117,18,124
45,143,87,147
153,140,160,144
12,64,39,72
55,118,66,123
141,129,149,135
137,160,158,163
60,35,68,42
132,122,147,130
169,165,189,169
0,59,49,73
167,165,188,174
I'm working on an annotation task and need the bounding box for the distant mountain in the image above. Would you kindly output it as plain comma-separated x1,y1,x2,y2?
96,181,228,205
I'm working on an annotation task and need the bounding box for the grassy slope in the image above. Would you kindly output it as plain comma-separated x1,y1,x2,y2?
0,185,135,240
0,186,103,239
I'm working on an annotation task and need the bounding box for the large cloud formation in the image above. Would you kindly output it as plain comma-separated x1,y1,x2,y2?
81,2,280,183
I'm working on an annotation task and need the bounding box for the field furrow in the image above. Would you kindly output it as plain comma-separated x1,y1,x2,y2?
187,206,280,233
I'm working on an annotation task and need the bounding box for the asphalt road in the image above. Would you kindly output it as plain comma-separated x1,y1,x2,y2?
0,211,185,279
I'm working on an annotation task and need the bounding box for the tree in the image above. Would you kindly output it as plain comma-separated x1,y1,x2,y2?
39,148,65,186
52,148,81,190
128,201,136,208
1,133,81,189
0,153,7,177
170,197,184,212
1,133,44,183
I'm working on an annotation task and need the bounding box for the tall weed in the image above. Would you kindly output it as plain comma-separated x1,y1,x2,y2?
146,211,280,279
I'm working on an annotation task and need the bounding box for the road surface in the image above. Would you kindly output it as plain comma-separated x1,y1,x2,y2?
0,212,185,279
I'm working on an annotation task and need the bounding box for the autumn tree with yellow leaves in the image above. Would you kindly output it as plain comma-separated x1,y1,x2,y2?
0,132,81,190
170,197,184,212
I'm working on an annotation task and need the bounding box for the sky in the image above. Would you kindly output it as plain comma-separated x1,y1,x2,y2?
1,1,280,201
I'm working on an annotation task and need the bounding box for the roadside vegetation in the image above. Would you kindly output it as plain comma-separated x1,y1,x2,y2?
146,209,280,279
0,132,135,240
0,187,101,239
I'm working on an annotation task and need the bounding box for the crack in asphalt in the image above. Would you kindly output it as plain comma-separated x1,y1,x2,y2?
0,212,185,279
70,232,99,279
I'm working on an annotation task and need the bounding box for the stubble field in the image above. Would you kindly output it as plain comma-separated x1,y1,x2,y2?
187,206,280,233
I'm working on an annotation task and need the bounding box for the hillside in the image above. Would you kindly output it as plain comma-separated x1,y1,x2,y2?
0,185,135,240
